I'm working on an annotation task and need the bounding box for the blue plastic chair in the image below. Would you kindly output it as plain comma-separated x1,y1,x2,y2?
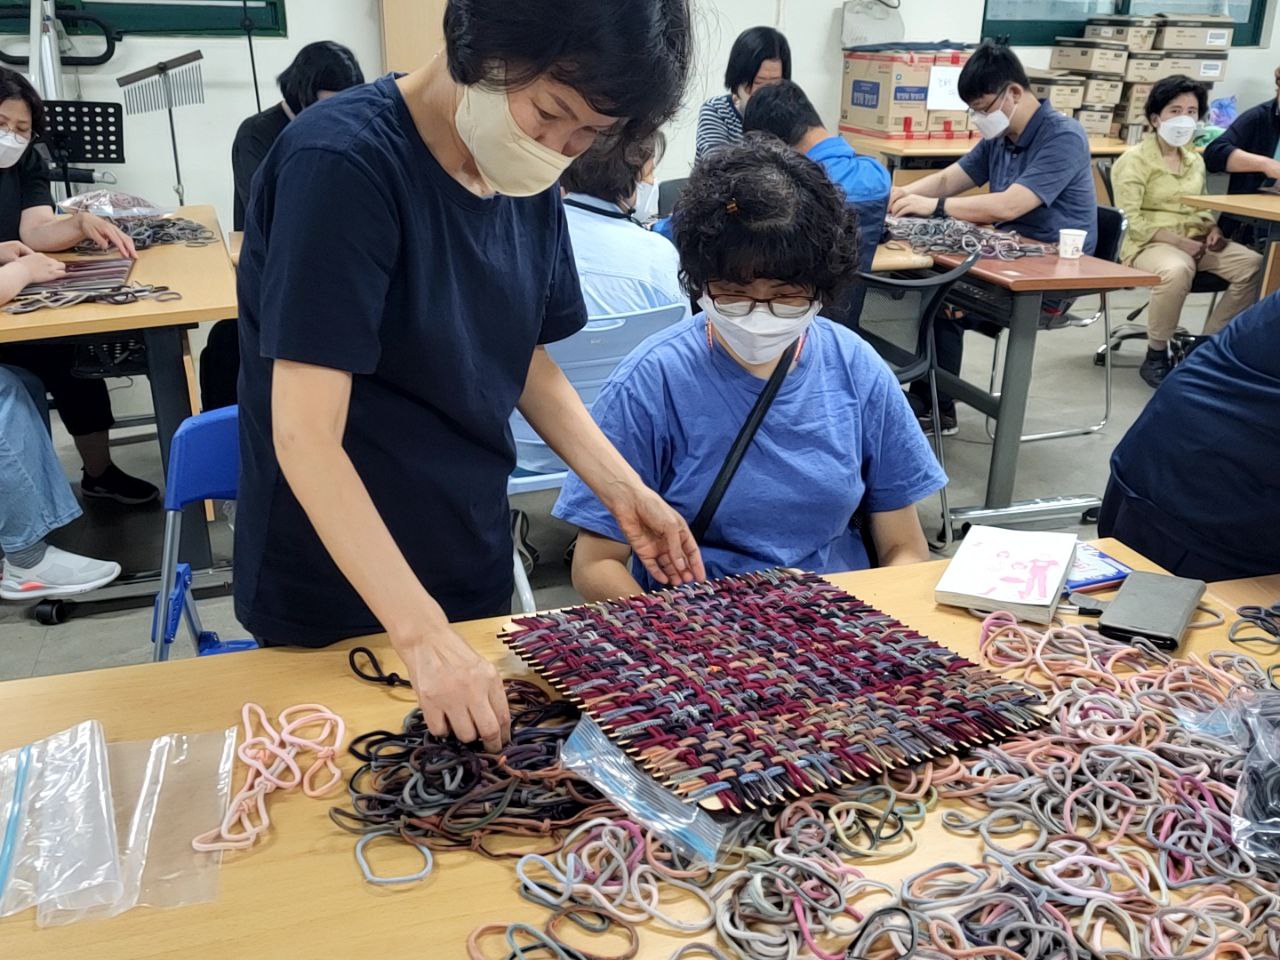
150,405,257,661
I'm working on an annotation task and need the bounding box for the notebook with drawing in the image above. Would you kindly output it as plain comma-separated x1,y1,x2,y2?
934,526,1078,624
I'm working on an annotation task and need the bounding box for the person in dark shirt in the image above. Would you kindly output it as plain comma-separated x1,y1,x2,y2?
1099,292,1280,581
236,0,701,753
1203,67,1280,244
202,41,364,410
890,41,1097,435
0,68,158,506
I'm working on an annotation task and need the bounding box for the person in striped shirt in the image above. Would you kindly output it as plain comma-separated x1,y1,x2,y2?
695,26,790,160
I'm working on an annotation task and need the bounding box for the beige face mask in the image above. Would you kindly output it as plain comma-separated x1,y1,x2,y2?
454,82,576,197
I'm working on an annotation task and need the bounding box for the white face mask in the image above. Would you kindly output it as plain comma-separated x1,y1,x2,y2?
633,181,659,223
1158,115,1197,148
699,294,820,365
970,89,1012,140
454,82,576,197
0,129,30,169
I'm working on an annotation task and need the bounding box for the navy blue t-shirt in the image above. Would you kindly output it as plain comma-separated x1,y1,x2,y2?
959,100,1097,253
234,75,587,646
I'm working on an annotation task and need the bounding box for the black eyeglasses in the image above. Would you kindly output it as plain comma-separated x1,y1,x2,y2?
707,293,818,319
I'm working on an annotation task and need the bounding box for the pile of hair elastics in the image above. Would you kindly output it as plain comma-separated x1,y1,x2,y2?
343,625,1280,960
72,214,216,253
884,216,1054,261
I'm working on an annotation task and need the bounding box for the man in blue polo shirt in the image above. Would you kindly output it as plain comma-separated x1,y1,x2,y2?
889,41,1097,434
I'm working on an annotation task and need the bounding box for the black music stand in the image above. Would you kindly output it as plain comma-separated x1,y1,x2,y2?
41,100,125,196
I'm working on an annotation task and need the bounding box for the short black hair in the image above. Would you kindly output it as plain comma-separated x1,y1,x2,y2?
740,80,822,147
561,132,665,205
445,0,693,143
277,41,364,114
957,40,1029,104
1145,75,1208,123
0,67,45,139
673,134,859,303
724,26,791,93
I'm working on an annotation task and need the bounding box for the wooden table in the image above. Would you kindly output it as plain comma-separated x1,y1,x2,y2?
0,205,235,569
1208,572,1280,611
929,253,1160,527
871,242,933,272
1183,193,1280,298
2,540,1267,960
227,231,242,268
843,132,1130,202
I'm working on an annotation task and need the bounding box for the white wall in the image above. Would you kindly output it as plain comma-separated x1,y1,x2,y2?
48,0,382,232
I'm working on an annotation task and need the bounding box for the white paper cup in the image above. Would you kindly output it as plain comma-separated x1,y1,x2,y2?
1059,229,1087,260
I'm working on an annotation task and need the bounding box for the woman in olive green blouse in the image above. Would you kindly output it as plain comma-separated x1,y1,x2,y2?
1113,75,1263,388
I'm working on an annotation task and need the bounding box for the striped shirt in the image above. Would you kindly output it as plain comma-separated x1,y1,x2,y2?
696,94,742,160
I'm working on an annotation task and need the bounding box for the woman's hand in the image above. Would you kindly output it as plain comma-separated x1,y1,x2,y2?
392,624,511,753
73,211,137,258
1178,236,1206,261
607,483,705,587
0,240,35,264
1204,226,1228,253
16,253,65,284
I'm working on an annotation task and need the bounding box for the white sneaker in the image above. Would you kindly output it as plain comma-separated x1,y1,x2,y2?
1,546,122,600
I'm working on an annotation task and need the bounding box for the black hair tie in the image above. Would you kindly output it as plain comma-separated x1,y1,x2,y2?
349,646,411,688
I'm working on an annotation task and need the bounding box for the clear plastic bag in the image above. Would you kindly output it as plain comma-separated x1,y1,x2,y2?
1232,694,1280,866
561,717,725,865
59,189,170,219
37,728,236,925
0,721,121,918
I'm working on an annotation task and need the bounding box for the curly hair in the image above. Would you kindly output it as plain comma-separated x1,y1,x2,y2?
672,134,860,303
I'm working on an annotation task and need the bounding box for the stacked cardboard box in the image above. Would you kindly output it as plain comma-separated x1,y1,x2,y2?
839,48,972,140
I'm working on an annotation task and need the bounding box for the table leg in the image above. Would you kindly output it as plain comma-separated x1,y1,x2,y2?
143,326,212,568
985,292,1041,509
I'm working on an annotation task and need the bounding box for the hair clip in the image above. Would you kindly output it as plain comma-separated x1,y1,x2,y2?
725,199,740,215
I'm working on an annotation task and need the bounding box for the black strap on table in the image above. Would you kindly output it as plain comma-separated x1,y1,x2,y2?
690,338,799,543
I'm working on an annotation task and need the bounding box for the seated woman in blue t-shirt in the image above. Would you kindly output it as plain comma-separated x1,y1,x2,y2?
553,135,947,601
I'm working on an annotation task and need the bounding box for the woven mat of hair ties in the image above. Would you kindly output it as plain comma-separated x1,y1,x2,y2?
884,215,1055,260
502,570,1046,814
466,618,1280,960
72,214,216,253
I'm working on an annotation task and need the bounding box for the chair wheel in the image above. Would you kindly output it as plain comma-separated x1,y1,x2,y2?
34,599,69,625
1093,351,1106,367
1081,507,1100,525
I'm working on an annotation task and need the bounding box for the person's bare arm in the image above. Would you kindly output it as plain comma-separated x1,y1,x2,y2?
889,163,978,209
271,359,511,752
869,504,931,566
570,531,644,602
517,347,704,586
19,206,137,257
1222,148,1280,179
931,183,1042,227
0,252,63,305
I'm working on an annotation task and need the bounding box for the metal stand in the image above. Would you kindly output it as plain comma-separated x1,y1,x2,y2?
42,100,125,196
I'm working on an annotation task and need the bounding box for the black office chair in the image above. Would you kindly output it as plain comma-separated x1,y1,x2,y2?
855,250,980,546
983,205,1128,445
657,178,688,218
1092,157,1229,366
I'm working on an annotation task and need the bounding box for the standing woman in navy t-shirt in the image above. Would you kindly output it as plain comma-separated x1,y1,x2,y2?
235,0,702,752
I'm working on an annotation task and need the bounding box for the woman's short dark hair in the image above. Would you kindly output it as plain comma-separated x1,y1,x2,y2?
0,67,45,139
740,80,822,147
561,132,665,205
673,134,859,303
724,26,791,93
277,41,364,114
445,0,693,142
1145,75,1208,123
957,40,1029,103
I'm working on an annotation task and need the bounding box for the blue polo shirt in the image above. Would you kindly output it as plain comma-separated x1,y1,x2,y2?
806,136,891,204
959,100,1097,253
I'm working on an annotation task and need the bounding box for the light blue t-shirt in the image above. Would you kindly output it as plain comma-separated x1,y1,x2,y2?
563,193,686,317
553,315,947,590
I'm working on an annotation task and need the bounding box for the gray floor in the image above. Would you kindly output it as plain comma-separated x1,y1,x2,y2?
0,287,1196,681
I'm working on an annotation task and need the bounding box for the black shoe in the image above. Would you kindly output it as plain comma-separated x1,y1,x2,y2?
907,392,958,437
1139,351,1171,389
81,464,159,505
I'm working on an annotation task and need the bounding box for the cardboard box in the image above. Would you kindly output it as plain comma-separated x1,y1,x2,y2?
1164,52,1229,83
1155,15,1234,51
1119,122,1148,145
1051,37,1129,77
1125,51,1171,84
1027,69,1086,111
927,111,969,137
1082,75,1125,108
1075,105,1115,137
1115,98,1150,126
839,49,932,138
1085,16,1160,52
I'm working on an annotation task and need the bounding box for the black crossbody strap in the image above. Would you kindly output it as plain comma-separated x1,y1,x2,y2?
690,339,799,543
